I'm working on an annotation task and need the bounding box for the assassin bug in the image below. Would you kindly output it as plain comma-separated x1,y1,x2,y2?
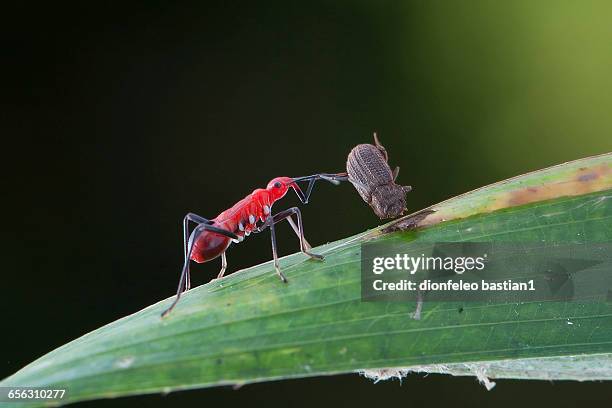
161,173,348,317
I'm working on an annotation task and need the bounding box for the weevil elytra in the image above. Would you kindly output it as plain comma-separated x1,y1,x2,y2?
346,133,412,219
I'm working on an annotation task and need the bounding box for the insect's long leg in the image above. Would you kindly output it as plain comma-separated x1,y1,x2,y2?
259,207,323,272
260,213,311,250
286,216,311,250
162,226,199,318
183,213,212,290
268,219,288,283
162,223,238,318
281,207,323,260
217,252,228,279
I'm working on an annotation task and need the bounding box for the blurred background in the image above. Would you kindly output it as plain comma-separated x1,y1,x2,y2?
3,1,612,407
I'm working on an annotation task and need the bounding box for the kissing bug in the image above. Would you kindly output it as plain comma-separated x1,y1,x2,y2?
161,173,348,317
346,133,412,219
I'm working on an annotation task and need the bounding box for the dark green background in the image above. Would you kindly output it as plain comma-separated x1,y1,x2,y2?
4,1,612,407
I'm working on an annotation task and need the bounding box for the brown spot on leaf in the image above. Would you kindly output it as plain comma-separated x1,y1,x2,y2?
382,157,611,231
503,163,610,208
578,173,597,182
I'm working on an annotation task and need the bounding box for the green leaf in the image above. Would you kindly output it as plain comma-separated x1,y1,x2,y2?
2,154,611,406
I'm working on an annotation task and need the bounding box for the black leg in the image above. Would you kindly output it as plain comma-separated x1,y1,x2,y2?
183,213,211,290
286,216,311,250
161,222,238,318
162,224,201,318
256,206,324,283
256,207,321,258
284,207,323,260
268,218,288,283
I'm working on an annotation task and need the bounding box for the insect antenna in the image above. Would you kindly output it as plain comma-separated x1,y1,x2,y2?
290,173,348,204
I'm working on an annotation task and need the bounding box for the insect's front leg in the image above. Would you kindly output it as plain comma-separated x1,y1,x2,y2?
286,216,312,250
263,208,323,259
280,207,323,260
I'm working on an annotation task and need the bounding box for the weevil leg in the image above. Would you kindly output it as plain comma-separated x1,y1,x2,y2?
373,132,389,162
268,218,288,283
392,166,400,181
217,252,228,279
346,175,369,192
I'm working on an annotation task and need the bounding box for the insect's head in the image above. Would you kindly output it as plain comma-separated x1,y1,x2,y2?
266,176,300,202
267,173,347,205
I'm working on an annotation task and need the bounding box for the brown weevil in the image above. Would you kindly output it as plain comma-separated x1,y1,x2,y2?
346,133,412,219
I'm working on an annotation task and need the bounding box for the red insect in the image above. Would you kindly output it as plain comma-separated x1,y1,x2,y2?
161,173,348,317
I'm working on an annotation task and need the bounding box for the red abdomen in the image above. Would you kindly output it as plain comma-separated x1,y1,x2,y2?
190,229,232,263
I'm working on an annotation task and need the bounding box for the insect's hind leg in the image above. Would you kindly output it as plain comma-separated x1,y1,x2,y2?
183,213,211,290
162,222,238,318
162,225,200,318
